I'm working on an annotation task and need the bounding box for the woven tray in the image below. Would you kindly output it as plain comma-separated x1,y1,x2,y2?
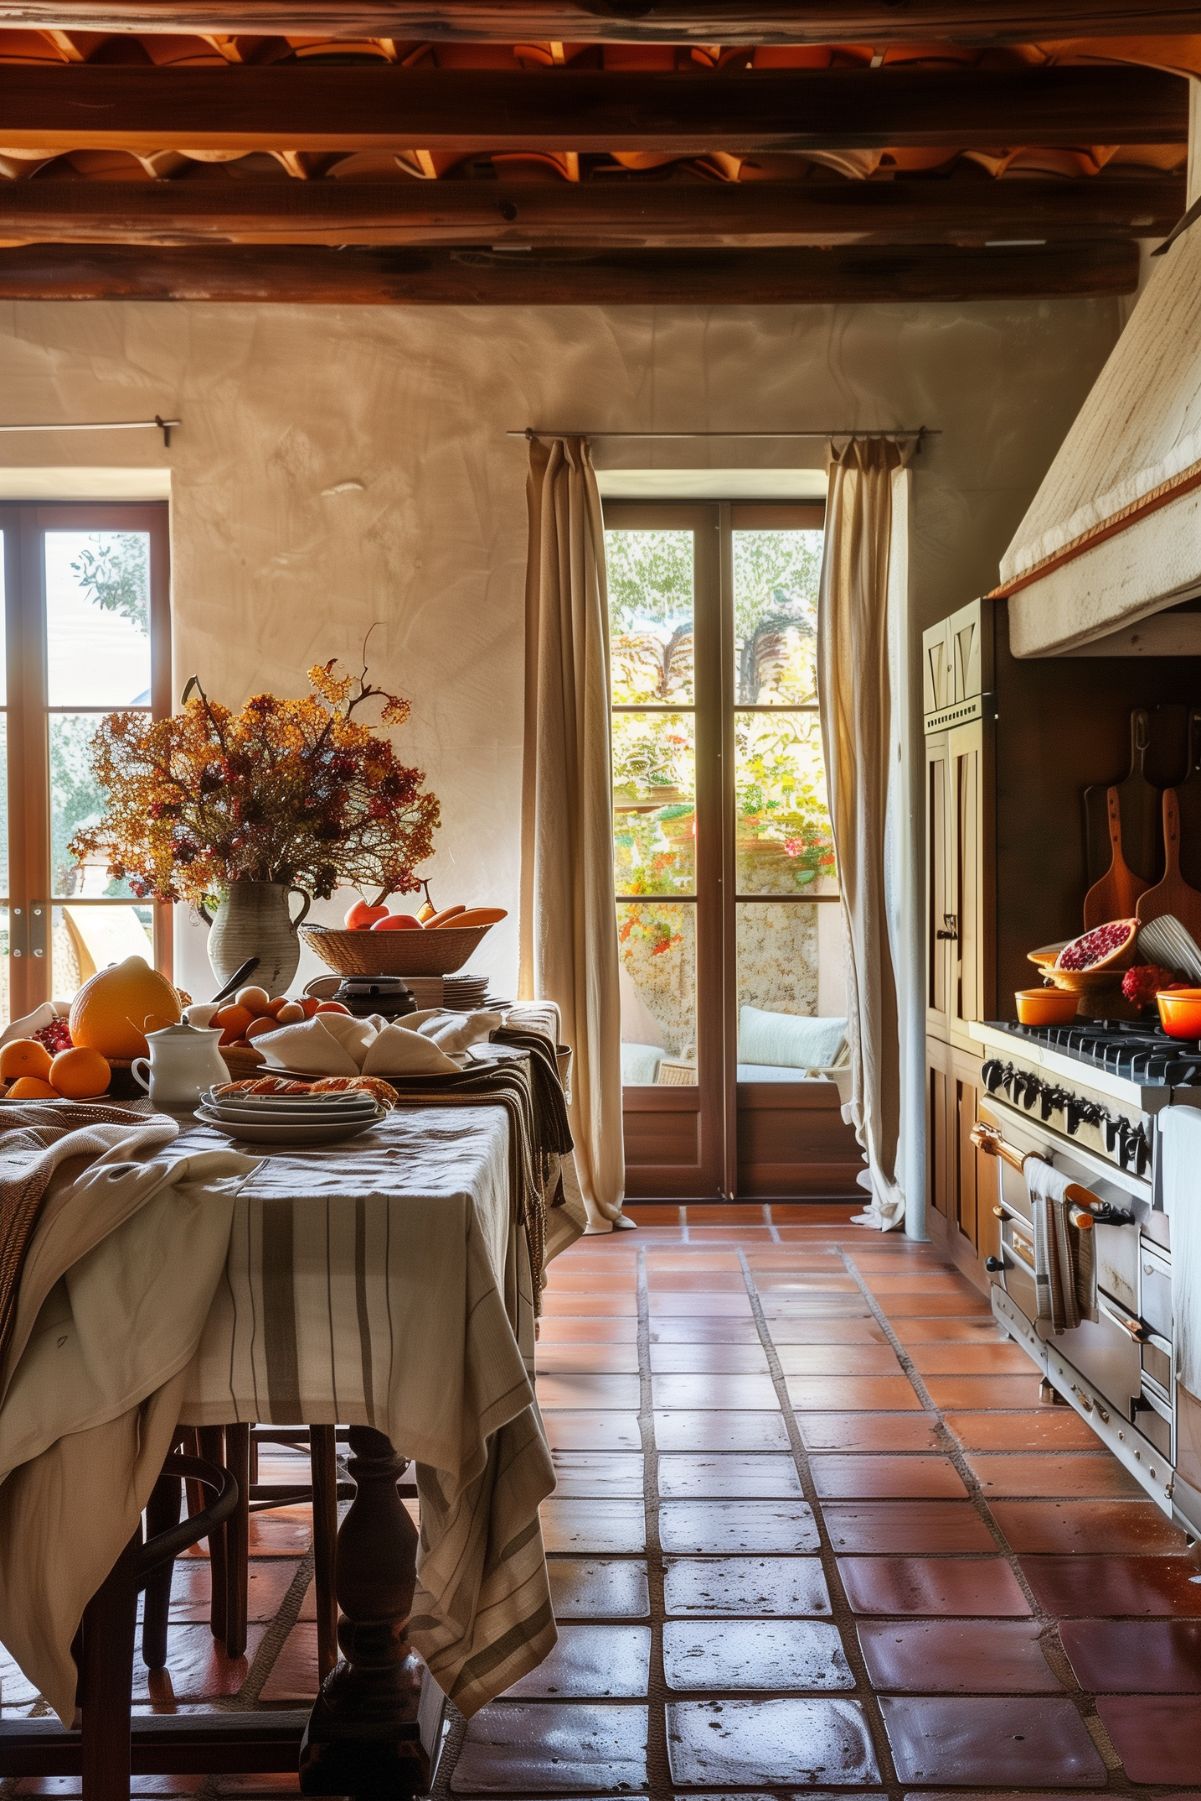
300,922,492,977
221,1043,266,1080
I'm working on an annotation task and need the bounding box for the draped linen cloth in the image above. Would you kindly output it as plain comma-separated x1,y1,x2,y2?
818,437,914,1231
519,434,627,1232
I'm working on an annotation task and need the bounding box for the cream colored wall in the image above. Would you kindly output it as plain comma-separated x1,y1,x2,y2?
0,296,1120,996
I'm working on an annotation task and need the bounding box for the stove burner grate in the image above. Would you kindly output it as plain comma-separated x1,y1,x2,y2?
1000,1018,1201,1086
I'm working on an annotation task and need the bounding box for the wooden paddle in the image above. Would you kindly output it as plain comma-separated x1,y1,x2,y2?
1083,786,1149,928
1084,708,1159,886
1136,788,1201,942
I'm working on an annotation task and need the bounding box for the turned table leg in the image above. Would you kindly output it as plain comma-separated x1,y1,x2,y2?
299,1427,430,1800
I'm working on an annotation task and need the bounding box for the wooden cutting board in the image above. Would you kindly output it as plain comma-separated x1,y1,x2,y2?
1083,786,1149,928
1136,789,1201,941
1083,708,1161,887
1176,708,1201,890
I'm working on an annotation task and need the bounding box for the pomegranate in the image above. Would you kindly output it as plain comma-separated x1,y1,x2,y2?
1122,963,1181,1011
1054,918,1138,974
33,1016,73,1054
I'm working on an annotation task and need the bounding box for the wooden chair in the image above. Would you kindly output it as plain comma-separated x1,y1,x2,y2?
78,1448,238,1801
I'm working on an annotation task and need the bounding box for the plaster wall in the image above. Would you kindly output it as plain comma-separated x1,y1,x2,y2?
0,296,1120,995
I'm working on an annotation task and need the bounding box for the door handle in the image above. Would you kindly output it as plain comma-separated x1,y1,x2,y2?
936,913,959,941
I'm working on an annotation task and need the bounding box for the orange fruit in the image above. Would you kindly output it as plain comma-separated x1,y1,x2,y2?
49,1046,111,1100
0,1038,53,1082
235,985,272,1014
275,1002,306,1024
314,1001,350,1016
212,1003,255,1046
299,997,322,1019
244,1016,280,1042
7,1075,59,1099
261,997,290,1018
70,955,181,1061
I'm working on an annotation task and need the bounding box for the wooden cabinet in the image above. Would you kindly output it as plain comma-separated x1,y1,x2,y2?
925,1034,999,1275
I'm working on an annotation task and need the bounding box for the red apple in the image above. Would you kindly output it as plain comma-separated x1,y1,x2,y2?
344,896,390,931
371,913,422,931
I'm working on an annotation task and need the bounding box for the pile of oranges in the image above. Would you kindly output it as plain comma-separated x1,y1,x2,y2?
211,984,350,1054
0,1036,111,1100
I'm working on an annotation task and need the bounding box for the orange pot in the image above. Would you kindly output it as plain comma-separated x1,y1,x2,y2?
1015,988,1080,1026
1157,988,1201,1039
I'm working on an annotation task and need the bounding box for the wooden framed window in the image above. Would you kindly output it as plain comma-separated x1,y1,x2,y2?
0,503,171,1019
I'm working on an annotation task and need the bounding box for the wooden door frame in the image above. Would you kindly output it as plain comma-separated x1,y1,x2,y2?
1,501,172,1013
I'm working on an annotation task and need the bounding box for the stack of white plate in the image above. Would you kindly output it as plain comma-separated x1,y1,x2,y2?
196,1087,385,1147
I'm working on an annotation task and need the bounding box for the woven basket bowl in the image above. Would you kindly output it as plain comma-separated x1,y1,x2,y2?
221,1043,267,1080
300,922,493,978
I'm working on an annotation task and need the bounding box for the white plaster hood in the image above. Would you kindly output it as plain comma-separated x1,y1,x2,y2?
1001,215,1201,660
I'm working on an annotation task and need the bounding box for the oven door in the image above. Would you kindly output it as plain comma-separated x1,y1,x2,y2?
978,1098,1145,1419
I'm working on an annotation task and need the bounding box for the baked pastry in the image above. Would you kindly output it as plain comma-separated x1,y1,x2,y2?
311,1075,399,1109
213,1073,398,1110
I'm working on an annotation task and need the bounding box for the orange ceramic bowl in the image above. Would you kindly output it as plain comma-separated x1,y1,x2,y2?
1015,988,1080,1026
1157,988,1201,1039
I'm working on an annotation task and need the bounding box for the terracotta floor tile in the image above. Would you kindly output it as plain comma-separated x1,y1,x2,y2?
991,1499,1186,1555
810,1456,968,1499
536,1372,642,1410
240,1504,314,1558
652,1409,789,1452
539,1291,637,1317
502,1624,652,1699
535,1316,639,1344
775,1343,900,1375
645,1250,742,1270
645,1269,748,1291
651,1373,780,1411
745,1247,846,1267
663,1619,853,1692
1061,1618,1201,1691
663,1555,831,1617
648,1291,754,1317
837,1555,1029,1616
550,1451,645,1498
139,1626,262,1705
257,1624,318,1703
543,1412,641,1452
656,1453,803,1499
858,1617,1060,1692
762,1296,872,1317
880,1695,1105,1785
162,1559,295,1623
798,1413,943,1452
923,1374,1046,1410
785,1374,923,1412
666,1697,879,1786
685,1204,770,1224
658,1499,819,1554
943,1409,1101,1451
878,1295,993,1317
540,1497,645,1554
1021,1555,1201,1617
766,1315,889,1344
753,1275,859,1293
892,1315,1010,1343
687,1226,775,1241
621,1204,682,1225
648,1342,770,1374
908,1340,1038,1375
822,1501,996,1554
966,1452,1144,1498
649,1317,763,1344
546,1558,650,1620
550,1267,638,1293
768,1204,860,1223
1097,1694,1201,1784
536,1341,641,1374
865,1273,982,1297
454,1700,648,1793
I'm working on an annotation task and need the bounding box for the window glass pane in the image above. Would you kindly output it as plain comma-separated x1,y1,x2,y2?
0,530,6,702
606,529,694,704
733,527,822,705
0,714,7,895
735,709,837,895
50,712,142,900
617,900,696,1085
45,530,152,707
736,901,848,1083
613,710,696,895
52,901,153,1001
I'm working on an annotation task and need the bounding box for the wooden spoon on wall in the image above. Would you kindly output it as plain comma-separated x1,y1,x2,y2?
1136,789,1201,942
1083,786,1148,928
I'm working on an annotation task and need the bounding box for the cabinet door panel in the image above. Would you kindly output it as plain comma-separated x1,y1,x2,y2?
948,722,989,1038
925,734,950,1035
925,1038,951,1225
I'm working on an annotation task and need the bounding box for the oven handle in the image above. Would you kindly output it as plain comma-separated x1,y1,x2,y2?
971,1122,1136,1228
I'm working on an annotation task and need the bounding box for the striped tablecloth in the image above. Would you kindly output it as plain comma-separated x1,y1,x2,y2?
173,1096,583,1715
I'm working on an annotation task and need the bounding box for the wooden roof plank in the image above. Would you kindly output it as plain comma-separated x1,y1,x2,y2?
0,64,1186,154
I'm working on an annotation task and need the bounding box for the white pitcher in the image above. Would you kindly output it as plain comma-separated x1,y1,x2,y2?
132,1020,228,1111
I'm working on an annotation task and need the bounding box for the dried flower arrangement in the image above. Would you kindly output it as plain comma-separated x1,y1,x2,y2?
69,659,440,906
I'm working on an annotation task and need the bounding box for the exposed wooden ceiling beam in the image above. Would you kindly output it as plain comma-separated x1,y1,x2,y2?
0,65,1185,154
0,5,1197,46
0,240,1138,302
0,176,1181,248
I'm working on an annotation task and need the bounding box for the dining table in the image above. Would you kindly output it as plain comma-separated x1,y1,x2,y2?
0,1015,582,1797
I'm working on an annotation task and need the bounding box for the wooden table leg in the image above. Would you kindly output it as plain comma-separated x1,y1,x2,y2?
298,1427,430,1799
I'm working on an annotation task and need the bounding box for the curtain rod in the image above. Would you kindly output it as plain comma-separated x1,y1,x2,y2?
0,416,179,447
510,426,935,441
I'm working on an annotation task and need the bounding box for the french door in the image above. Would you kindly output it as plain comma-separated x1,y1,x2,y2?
605,500,856,1199
0,503,171,1020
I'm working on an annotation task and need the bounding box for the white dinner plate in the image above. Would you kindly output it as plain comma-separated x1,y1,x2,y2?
205,1100,380,1125
194,1106,384,1146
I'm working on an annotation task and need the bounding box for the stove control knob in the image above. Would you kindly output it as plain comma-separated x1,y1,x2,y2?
982,1059,1006,1095
1131,1126,1150,1176
1104,1114,1121,1156
984,1256,1005,1274
1022,1076,1041,1112
1040,1086,1060,1122
1066,1098,1084,1135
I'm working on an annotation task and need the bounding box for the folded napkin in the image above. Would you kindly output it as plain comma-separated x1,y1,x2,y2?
405,1009,502,1053
258,1011,459,1078
1027,1155,1097,1335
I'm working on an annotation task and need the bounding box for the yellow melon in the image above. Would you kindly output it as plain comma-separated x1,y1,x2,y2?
68,955,182,1061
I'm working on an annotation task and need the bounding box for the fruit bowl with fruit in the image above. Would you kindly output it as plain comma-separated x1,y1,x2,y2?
206,983,352,1075
301,898,507,978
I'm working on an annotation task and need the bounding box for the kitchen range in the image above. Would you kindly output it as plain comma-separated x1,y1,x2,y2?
971,1012,1201,1544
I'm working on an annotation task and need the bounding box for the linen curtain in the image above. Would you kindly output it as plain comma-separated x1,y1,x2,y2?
519,435,627,1233
818,436,914,1231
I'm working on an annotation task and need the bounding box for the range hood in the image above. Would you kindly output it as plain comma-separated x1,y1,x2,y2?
998,208,1201,660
